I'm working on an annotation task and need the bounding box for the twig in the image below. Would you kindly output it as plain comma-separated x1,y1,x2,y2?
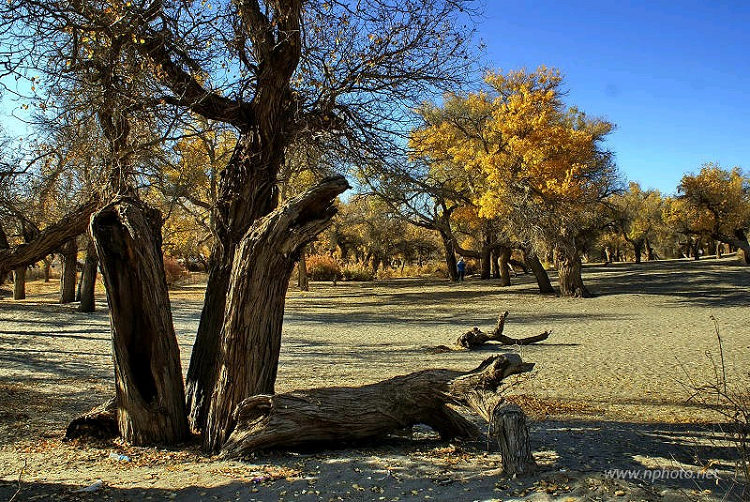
7,460,27,502
710,315,727,394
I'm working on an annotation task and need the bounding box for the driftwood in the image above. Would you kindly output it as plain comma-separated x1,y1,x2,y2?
457,312,550,349
220,354,537,475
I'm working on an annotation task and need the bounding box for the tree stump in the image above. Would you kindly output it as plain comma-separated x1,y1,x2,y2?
489,403,537,476
456,312,550,349
65,398,118,440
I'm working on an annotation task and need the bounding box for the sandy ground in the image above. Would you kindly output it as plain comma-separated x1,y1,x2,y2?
0,258,748,501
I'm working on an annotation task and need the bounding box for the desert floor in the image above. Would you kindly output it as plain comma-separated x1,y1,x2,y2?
0,258,748,501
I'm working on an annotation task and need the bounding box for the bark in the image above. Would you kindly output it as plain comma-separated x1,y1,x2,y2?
297,246,309,291
554,241,591,298
489,403,537,476
203,176,349,453
645,238,656,261
59,239,77,304
491,250,500,279
92,197,188,445
480,242,491,280
456,312,550,349
13,267,26,300
78,237,98,312
521,246,555,295
43,257,52,282
0,199,98,276
439,230,459,282
220,354,534,463
718,230,750,265
497,246,511,287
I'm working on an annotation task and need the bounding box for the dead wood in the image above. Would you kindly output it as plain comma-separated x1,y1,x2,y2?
457,312,550,349
220,354,535,476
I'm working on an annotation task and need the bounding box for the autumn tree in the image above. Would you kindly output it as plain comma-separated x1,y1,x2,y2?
676,164,750,264
411,67,618,297
608,182,664,262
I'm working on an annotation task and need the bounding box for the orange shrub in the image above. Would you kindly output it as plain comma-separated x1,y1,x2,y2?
306,254,342,281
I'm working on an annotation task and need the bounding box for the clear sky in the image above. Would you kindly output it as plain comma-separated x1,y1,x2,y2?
478,0,750,194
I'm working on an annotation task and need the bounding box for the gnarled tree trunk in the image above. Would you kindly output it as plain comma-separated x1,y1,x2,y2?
439,230,458,282
554,239,591,298
0,199,98,277
221,354,534,462
59,239,77,304
78,237,98,312
92,197,188,445
203,176,349,453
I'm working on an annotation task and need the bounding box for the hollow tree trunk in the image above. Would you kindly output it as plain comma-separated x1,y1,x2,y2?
297,245,309,291
59,239,78,304
13,267,26,300
220,354,534,463
521,246,555,294
203,176,349,453
497,246,511,287
78,237,98,313
439,230,458,281
92,197,188,445
554,240,591,298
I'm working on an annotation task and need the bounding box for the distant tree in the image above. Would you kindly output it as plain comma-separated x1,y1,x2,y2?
411,67,618,296
676,164,750,264
608,182,664,262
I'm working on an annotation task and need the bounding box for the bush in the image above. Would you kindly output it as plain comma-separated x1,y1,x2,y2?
342,264,375,281
163,256,188,287
306,254,342,281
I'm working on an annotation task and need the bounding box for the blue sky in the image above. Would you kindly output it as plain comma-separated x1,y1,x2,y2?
478,0,750,194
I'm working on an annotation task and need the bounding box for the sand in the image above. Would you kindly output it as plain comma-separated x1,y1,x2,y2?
0,257,748,500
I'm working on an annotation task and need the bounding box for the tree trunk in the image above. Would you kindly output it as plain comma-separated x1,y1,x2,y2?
497,246,511,287
297,245,309,291
13,267,26,300
43,257,52,282
521,246,555,294
645,238,655,261
0,199,99,277
439,230,458,282
92,197,188,445
220,354,534,462
554,240,591,298
203,176,349,453
480,245,491,280
632,240,643,264
692,240,701,261
78,237,98,313
59,239,77,304
185,134,281,432
491,250,499,278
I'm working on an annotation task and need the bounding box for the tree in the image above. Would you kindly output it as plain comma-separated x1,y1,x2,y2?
2,0,478,451
608,182,664,263
677,164,750,264
410,67,618,297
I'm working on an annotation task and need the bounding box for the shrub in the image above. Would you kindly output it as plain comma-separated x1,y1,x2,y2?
342,264,375,281
306,254,342,281
163,256,188,287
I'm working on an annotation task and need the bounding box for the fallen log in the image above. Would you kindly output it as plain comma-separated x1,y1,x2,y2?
221,354,537,476
457,311,550,349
